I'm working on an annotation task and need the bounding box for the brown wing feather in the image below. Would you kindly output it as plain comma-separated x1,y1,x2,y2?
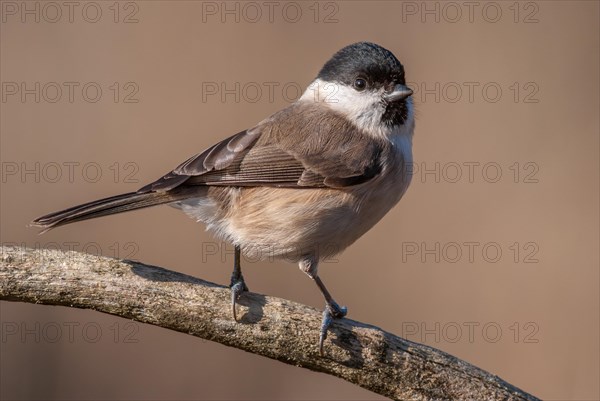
137,103,385,193
138,128,261,192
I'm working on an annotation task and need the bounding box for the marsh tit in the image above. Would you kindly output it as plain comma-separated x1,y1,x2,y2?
32,42,415,355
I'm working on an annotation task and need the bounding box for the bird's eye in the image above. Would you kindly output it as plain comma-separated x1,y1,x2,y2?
353,78,367,91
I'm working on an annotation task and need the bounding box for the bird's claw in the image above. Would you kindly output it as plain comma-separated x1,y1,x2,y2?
230,276,248,321
319,302,347,356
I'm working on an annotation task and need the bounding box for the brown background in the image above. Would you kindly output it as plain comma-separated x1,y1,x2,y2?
1,1,598,400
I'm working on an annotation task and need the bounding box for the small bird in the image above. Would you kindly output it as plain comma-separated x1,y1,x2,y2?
32,42,415,355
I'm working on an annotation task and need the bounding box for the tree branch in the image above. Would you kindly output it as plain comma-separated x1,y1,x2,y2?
0,246,539,401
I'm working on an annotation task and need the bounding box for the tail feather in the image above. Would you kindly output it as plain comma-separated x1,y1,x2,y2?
31,191,183,233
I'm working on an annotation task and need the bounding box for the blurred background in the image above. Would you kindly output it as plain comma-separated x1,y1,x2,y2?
1,1,598,400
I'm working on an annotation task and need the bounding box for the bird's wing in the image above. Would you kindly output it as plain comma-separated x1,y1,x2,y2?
138,106,386,193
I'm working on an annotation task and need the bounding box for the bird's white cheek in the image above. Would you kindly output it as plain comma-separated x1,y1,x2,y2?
300,79,385,134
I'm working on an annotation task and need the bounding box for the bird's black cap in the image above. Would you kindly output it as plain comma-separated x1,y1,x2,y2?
317,42,406,88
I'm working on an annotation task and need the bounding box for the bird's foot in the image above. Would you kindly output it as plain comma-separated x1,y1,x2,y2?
319,301,347,356
230,274,248,321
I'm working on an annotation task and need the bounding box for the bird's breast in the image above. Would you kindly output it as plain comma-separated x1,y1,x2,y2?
211,134,413,262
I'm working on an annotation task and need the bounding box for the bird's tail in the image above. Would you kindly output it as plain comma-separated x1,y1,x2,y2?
31,190,186,233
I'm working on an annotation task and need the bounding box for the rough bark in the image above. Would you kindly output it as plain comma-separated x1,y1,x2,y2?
0,246,539,401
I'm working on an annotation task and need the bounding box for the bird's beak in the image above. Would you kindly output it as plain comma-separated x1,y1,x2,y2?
384,84,413,102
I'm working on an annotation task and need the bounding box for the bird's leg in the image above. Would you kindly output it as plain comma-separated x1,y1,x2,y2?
229,245,248,321
299,259,347,356
314,275,347,355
